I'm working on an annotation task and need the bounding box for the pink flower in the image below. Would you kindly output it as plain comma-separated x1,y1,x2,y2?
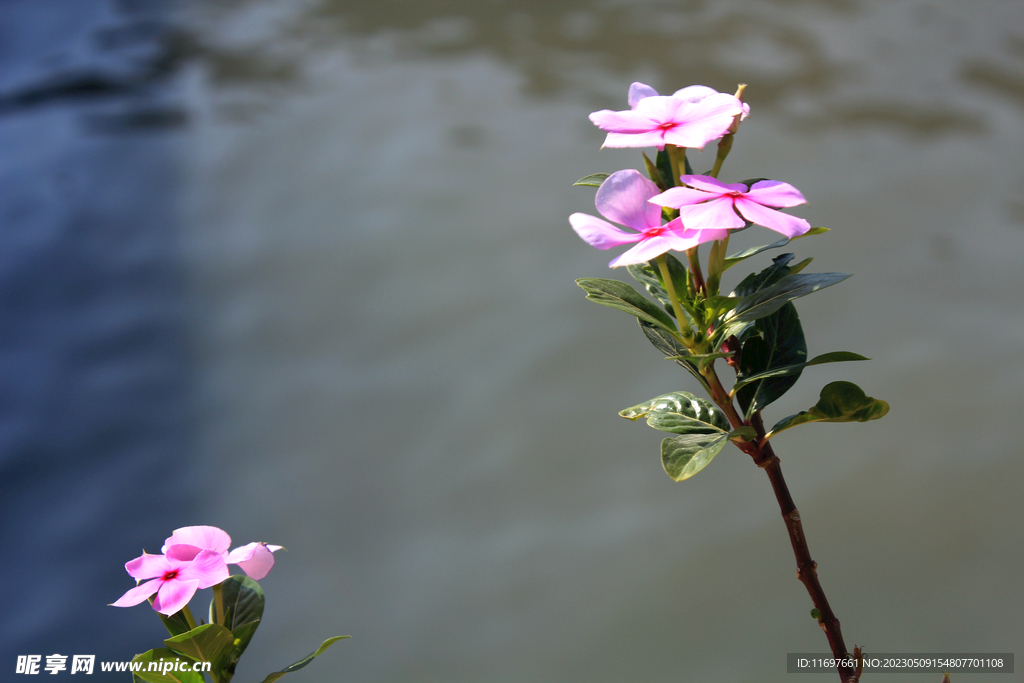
650,175,811,239
569,169,729,267
162,525,282,581
589,83,749,150
111,547,229,616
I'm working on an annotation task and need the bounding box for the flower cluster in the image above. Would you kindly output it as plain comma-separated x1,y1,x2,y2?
571,82,810,267
111,525,281,616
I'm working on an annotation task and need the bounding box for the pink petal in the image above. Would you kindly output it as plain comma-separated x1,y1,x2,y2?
165,544,204,562
151,579,201,616
628,82,659,108
608,235,677,267
744,179,807,208
733,198,811,238
588,108,657,135
663,226,732,251
177,549,230,589
678,175,745,194
125,552,172,580
111,578,161,607
601,130,675,149
676,196,746,230
649,185,718,208
594,169,662,230
661,93,745,149
229,543,279,580
569,213,642,250
163,526,231,555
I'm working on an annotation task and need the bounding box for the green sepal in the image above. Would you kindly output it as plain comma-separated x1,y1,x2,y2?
638,321,711,393
765,381,890,440
259,636,350,683
576,278,678,334
642,152,667,191
215,575,265,673
734,302,807,419
722,228,829,271
131,649,206,683
619,391,731,435
163,623,235,676
730,351,870,393
573,173,610,188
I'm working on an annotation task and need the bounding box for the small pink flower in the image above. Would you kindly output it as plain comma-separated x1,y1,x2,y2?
589,83,749,150
111,547,229,616
163,525,282,581
650,175,811,239
569,169,729,267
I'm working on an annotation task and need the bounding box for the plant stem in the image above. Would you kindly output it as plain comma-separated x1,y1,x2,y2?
655,255,692,341
212,582,225,626
182,604,198,630
702,368,857,683
685,248,706,294
666,144,687,185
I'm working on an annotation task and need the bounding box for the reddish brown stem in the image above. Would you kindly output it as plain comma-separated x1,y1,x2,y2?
707,365,858,683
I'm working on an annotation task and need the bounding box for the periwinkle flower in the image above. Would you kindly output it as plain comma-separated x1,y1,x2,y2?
111,547,229,616
569,169,729,267
589,83,749,150
651,175,811,239
163,525,282,581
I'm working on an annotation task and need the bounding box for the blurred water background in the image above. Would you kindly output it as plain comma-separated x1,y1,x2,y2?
2,1,1023,681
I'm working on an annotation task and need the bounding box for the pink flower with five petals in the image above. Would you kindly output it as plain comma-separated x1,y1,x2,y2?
650,175,811,239
111,547,229,616
589,83,749,150
162,525,282,581
569,169,729,267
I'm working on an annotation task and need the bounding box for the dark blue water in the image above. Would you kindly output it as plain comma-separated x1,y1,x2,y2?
0,0,200,666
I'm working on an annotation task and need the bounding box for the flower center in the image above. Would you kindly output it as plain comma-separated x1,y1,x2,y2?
645,226,666,237
161,569,179,582
656,121,678,133
726,190,743,198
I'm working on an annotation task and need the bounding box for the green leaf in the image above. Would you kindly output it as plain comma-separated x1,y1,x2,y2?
731,351,870,393
576,278,678,334
164,623,235,676
573,172,610,188
259,636,350,683
734,303,807,419
638,321,711,393
722,227,829,271
216,575,265,673
158,610,192,638
655,149,676,188
723,271,851,333
619,391,731,434
660,432,730,481
626,254,694,321
766,381,890,440
131,649,206,683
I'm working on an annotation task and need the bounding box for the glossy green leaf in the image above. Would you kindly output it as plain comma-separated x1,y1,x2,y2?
723,271,850,333
619,391,730,435
259,636,350,683
766,381,890,440
131,649,206,683
722,227,829,271
638,321,711,393
660,432,730,481
157,610,192,638
573,173,610,188
217,575,265,673
731,351,870,393
734,303,807,419
576,278,677,333
164,623,235,675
